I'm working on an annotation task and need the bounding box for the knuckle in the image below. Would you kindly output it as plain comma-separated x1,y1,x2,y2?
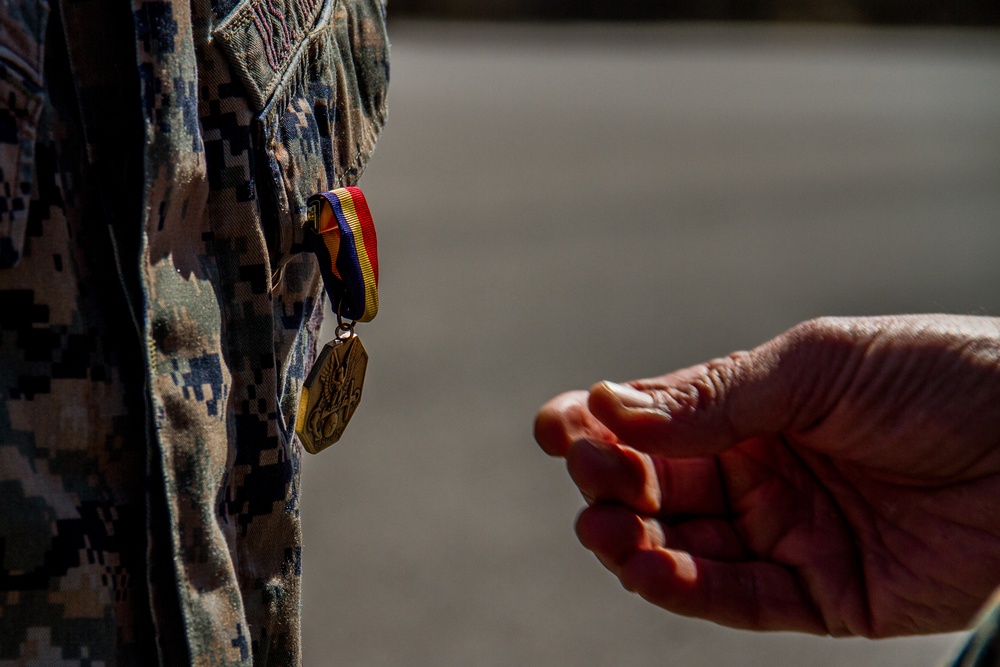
661,358,737,419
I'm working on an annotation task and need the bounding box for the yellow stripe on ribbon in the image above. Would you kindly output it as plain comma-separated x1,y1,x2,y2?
332,189,379,321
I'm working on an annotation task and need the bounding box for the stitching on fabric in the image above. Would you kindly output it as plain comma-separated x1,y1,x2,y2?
250,2,281,71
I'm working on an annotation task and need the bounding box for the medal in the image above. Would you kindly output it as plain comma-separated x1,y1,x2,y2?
295,187,379,454
296,320,368,454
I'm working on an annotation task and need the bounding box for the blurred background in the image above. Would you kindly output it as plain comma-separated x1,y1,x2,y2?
386,0,1000,23
301,5,1000,666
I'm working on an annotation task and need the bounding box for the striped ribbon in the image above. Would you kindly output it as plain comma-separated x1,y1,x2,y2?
305,187,379,323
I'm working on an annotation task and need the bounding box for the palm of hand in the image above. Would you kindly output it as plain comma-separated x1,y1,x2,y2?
706,430,1000,637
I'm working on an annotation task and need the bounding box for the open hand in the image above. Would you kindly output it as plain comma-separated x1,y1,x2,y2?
535,315,1000,637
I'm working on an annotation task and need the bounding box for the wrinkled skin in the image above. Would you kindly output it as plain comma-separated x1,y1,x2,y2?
534,315,1000,637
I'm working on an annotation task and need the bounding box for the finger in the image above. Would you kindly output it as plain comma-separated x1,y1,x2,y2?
575,505,825,632
620,548,826,634
534,390,620,457
574,504,665,574
565,439,730,516
661,518,752,562
654,456,731,517
585,318,876,457
565,440,660,513
585,338,798,457
576,504,750,563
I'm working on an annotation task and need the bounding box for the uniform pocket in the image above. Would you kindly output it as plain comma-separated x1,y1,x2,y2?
0,1,49,268
213,0,388,267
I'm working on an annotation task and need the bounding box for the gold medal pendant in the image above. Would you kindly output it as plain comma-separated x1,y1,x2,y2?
296,187,379,453
295,325,369,455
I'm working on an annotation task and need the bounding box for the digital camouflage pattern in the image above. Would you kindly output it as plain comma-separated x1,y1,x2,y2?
0,0,388,662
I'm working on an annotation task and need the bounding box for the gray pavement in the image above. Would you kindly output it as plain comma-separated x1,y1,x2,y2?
301,21,1000,666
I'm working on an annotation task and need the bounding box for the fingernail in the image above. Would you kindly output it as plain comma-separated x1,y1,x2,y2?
641,517,667,549
600,382,655,409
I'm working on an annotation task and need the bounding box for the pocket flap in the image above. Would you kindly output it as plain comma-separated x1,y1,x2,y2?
212,0,327,111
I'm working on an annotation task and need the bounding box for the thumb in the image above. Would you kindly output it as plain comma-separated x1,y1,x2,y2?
587,328,834,457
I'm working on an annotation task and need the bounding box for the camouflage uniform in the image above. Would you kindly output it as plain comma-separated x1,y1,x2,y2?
0,0,388,662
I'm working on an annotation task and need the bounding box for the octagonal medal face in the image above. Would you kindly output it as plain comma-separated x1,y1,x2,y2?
295,335,368,454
